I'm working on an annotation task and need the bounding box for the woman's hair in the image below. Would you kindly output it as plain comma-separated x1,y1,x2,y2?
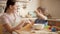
4,0,16,13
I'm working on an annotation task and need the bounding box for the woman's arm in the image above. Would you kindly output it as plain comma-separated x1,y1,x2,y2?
13,20,26,30
3,21,25,33
20,20,34,31
3,23,13,33
2,17,25,33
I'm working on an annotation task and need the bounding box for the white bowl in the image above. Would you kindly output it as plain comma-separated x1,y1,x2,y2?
33,24,44,30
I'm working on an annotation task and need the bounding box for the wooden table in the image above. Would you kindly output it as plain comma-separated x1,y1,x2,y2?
14,23,59,34
14,18,60,34
14,29,58,34
14,23,33,34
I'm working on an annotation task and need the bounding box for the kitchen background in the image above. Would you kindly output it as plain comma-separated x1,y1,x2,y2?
0,0,60,34
0,0,60,18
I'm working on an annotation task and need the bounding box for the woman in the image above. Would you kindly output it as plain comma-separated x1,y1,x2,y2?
35,7,51,26
0,0,32,34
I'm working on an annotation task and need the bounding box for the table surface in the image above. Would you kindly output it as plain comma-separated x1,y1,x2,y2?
14,18,60,34
14,29,59,34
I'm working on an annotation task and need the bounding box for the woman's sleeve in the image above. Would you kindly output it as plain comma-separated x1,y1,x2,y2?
1,16,12,27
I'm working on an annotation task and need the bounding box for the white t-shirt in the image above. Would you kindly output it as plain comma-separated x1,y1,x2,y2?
0,12,21,34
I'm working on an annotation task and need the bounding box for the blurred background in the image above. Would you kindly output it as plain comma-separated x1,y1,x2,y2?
0,0,60,19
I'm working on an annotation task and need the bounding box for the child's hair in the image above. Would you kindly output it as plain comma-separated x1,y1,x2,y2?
37,7,45,12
